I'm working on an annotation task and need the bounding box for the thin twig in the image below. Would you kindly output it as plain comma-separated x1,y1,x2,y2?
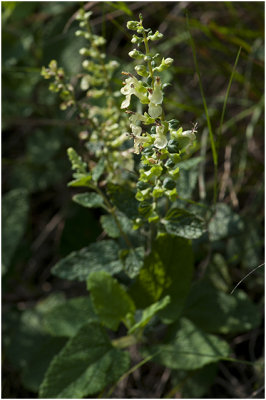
230,263,264,294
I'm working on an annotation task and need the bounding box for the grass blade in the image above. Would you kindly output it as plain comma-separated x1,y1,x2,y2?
186,14,218,204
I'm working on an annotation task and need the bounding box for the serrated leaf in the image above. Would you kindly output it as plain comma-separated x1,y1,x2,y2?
183,280,261,334
144,318,230,370
87,271,136,331
129,234,194,322
163,207,206,239
73,192,105,209
43,297,98,337
39,322,130,398
124,246,145,278
129,296,170,334
52,240,123,281
92,157,105,182
107,183,138,219
2,188,29,271
208,203,244,241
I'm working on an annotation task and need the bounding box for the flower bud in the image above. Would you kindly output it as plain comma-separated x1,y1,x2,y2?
148,30,163,41
127,20,140,30
128,49,144,59
135,65,149,77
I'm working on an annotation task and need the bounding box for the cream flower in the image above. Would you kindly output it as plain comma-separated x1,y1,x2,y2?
148,103,162,118
154,125,167,149
148,79,163,105
121,76,148,109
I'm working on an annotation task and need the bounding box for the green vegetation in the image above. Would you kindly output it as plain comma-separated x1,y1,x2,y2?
2,2,264,398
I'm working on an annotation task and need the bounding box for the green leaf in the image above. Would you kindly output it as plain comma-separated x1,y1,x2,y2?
206,253,232,292
3,295,67,392
52,240,123,281
39,322,130,398
87,271,136,331
2,188,29,271
92,157,105,182
208,203,244,241
68,174,92,187
100,214,120,238
124,246,145,278
108,1,133,16
183,280,261,334
176,167,198,199
43,297,98,338
129,296,170,334
145,318,230,370
163,207,206,239
73,192,105,209
129,234,194,322
107,183,139,219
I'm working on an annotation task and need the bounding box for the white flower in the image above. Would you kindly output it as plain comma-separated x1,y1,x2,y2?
130,124,142,136
154,125,167,149
148,80,163,105
148,103,162,118
182,130,196,141
129,113,146,125
121,95,131,109
121,76,147,109
128,124,149,154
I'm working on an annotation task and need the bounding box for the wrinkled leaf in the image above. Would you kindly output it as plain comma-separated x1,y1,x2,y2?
87,271,136,331
43,297,98,337
52,240,123,281
100,214,120,238
107,183,138,219
3,296,67,392
129,296,170,334
208,203,244,241
163,207,206,239
73,192,105,209
129,234,194,322
124,246,145,278
176,167,198,199
39,322,130,398
183,280,261,334
144,318,230,370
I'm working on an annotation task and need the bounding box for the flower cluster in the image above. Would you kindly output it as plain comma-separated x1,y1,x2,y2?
42,9,134,185
121,15,197,223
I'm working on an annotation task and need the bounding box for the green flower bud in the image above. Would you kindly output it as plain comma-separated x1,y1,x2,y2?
135,65,149,77
165,158,175,168
163,177,176,190
127,20,140,30
131,35,142,44
129,49,144,59
167,139,180,153
137,180,150,190
148,30,163,41
169,119,179,130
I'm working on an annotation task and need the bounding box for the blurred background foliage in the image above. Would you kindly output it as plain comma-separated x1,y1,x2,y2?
2,1,264,398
